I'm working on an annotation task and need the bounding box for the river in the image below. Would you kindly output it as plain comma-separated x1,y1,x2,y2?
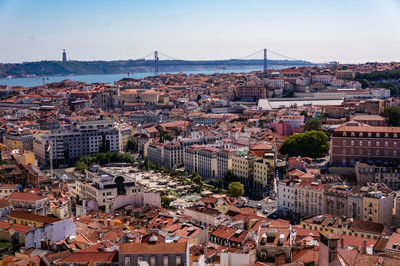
0,65,296,87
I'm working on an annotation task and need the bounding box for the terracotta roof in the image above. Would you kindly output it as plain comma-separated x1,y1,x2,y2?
9,192,46,202
56,251,117,264
120,242,187,254
0,199,11,209
9,210,61,225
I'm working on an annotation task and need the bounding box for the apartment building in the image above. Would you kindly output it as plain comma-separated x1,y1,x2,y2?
362,186,394,225
8,211,76,249
163,141,184,168
325,185,350,217
301,214,390,240
237,85,267,100
217,148,237,180
277,179,298,211
253,153,275,191
330,121,400,165
355,161,400,189
294,181,325,217
336,70,355,80
184,144,202,174
33,120,121,168
147,143,164,166
119,242,189,266
120,89,160,105
351,115,387,126
275,115,304,129
232,152,257,188
311,72,333,84
197,147,219,180
8,192,50,216
0,184,19,198
277,180,324,217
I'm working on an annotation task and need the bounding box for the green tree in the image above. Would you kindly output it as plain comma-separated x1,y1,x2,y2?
228,182,245,197
279,130,330,158
172,126,182,140
214,179,224,191
164,134,174,141
386,107,400,127
224,170,236,184
75,161,88,171
304,119,322,131
161,196,172,209
191,172,202,185
156,125,165,143
127,137,138,151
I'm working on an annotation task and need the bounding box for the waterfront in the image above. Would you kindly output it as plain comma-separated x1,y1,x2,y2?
0,65,295,87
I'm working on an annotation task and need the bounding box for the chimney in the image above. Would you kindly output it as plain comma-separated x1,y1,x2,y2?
340,238,344,249
362,240,367,254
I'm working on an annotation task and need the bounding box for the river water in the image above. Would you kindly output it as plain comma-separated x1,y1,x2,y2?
0,65,296,87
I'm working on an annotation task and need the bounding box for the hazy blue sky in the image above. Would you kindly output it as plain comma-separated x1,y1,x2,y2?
1,0,400,63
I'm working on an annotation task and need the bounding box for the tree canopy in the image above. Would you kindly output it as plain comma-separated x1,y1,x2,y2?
75,161,88,171
303,119,322,131
386,107,400,127
279,130,329,158
126,137,138,151
228,182,245,197
77,151,134,167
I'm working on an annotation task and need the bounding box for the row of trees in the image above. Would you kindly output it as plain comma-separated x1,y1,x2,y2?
75,151,135,171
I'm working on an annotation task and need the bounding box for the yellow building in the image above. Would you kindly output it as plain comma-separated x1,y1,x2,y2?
9,210,61,228
120,89,160,105
361,190,393,225
254,153,275,190
301,213,386,240
232,153,256,187
12,151,36,166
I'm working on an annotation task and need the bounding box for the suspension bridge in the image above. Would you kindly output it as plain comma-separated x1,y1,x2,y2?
137,48,316,76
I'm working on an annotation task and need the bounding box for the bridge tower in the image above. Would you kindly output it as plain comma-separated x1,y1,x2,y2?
263,48,267,73
154,51,159,76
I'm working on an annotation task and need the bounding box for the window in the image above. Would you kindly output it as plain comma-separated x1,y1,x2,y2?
163,256,169,266
176,255,182,265
125,257,131,266
150,256,156,266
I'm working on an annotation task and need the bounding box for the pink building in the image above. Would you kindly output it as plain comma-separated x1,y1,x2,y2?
270,121,292,136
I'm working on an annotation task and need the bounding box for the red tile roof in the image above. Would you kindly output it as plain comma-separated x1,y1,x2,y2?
120,242,187,254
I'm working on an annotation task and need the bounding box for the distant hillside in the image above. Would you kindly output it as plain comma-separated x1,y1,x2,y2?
0,59,312,78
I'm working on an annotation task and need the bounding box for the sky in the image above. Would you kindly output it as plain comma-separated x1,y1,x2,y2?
0,0,400,64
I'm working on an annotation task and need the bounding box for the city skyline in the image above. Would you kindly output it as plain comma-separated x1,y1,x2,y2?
1,0,400,64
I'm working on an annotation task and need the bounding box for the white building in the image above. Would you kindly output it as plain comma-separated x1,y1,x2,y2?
33,120,121,168
275,115,304,129
277,180,296,211
72,168,144,212
372,88,391,99
9,211,76,249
